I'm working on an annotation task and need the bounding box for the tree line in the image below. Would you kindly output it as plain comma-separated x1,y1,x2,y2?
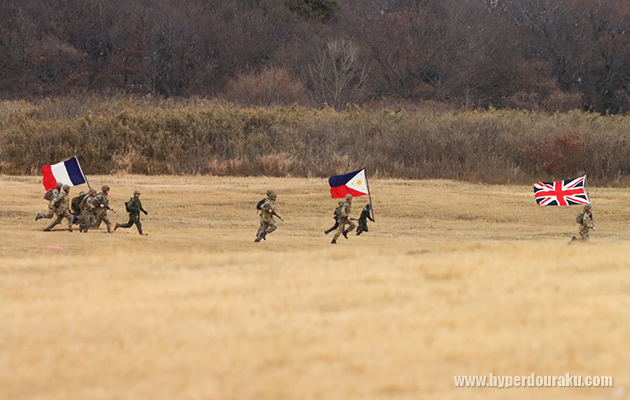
2,0,630,113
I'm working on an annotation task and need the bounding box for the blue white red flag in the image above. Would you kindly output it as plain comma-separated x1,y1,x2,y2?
42,156,87,190
329,168,370,198
534,175,590,206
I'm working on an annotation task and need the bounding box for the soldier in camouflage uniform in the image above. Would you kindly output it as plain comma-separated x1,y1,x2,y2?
44,184,73,232
573,204,595,241
114,190,148,235
255,193,278,242
324,200,344,235
331,194,356,244
93,185,115,233
79,189,97,233
35,181,63,221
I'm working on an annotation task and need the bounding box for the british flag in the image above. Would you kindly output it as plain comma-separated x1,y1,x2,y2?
534,175,590,206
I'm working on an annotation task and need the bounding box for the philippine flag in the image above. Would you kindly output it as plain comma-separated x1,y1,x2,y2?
328,168,370,198
42,156,87,190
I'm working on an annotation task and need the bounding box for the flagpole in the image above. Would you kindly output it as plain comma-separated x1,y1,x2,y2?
585,175,594,229
363,168,375,222
75,155,91,191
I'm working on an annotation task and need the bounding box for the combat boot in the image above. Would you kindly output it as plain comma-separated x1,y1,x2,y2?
331,239,336,244
43,228,51,232
254,236,262,243
35,213,42,221
324,228,333,235
342,230,349,239
114,223,121,232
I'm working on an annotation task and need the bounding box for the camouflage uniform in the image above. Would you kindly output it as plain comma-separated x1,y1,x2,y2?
115,190,147,235
79,190,97,233
255,195,277,242
44,186,73,231
577,206,594,241
35,182,62,221
324,201,344,235
332,195,356,243
93,185,113,233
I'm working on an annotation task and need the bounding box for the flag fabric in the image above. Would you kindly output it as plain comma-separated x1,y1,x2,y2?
534,175,590,206
42,156,87,190
328,168,370,198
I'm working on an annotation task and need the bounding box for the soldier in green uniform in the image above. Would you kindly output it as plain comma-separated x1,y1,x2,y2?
255,193,278,242
356,203,374,235
93,185,115,233
331,194,356,244
114,190,148,235
36,181,63,221
573,204,595,241
44,184,73,232
79,189,97,233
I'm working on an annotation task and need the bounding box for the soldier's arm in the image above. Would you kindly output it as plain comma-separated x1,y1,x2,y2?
138,200,147,214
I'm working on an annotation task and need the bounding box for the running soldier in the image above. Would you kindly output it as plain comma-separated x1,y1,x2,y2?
43,184,73,232
114,190,148,235
324,200,344,235
331,194,356,244
255,193,279,242
93,185,115,233
573,204,595,241
79,189,97,233
256,190,275,212
356,203,374,236
35,181,63,221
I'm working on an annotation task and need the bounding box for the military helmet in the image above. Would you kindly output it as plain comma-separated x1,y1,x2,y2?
79,191,86,196
366,203,372,209
62,184,70,191
266,190,275,196
133,190,141,195
269,193,277,200
584,204,592,211
88,189,97,195
102,185,110,191
345,194,353,200
56,182,63,189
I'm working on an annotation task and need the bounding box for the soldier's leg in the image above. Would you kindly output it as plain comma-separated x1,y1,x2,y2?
44,215,63,231
101,213,113,233
325,218,339,234
580,227,589,241
343,219,357,238
332,223,344,241
356,219,365,235
255,221,266,242
265,219,277,236
64,211,73,231
119,217,135,229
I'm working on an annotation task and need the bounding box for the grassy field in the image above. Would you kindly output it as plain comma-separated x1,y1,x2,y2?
1,175,629,400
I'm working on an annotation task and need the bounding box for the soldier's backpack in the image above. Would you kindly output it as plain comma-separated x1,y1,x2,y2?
334,201,344,217
576,212,584,224
71,194,87,214
44,189,55,201
125,198,133,213
256,198,267,211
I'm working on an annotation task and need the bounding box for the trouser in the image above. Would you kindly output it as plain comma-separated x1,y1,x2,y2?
356,219,369,235
96,211,112,233
256,219,277,239
324,217,339,234
119,213,143,234
45,210,73,231
579,226,590,241
79,211,97,232
36,209,54,219
332,218,356,240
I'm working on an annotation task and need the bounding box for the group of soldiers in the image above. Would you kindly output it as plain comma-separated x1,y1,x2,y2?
255,191,374,244
36,182,148,235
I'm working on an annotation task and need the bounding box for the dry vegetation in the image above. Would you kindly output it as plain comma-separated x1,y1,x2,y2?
2,175,630,400
4,98,630,185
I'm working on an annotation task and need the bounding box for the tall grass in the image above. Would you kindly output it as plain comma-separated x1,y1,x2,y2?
2,96,630,185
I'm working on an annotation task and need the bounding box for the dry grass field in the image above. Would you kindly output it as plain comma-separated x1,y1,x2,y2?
2,175,630,400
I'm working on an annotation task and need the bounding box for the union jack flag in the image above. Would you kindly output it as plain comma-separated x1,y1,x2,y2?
534,175,590,206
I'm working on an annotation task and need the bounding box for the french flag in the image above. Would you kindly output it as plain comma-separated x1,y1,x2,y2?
328,168,370,198
42,156,87,190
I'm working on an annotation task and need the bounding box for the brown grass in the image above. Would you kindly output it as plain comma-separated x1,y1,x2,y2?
1,175,629,399
4,97,630,185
